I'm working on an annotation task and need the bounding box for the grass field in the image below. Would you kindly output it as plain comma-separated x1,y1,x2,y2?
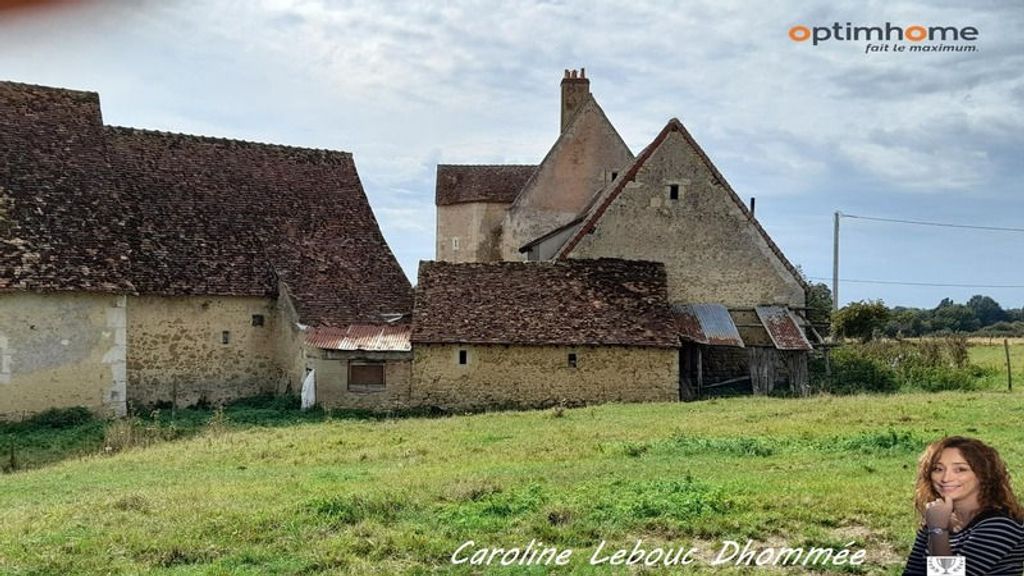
2,386,1024,575
970,340,1023,390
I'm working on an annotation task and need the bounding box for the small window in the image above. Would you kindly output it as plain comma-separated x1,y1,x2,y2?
568,352,578,368
221,331,231,345
251,314,265,327
668,184,680,200
348,361,385,392
452,237,460,251
458,349,468,365
610,171,618,181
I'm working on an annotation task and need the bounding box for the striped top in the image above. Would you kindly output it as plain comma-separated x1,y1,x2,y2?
903,510,1024,576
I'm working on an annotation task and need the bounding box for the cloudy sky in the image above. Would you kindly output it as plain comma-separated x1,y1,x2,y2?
1,0,1021,308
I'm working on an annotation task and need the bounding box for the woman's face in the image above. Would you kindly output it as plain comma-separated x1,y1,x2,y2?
931,447,981,505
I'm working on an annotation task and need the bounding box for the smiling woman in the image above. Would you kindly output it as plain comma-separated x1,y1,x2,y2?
903,436,1024,576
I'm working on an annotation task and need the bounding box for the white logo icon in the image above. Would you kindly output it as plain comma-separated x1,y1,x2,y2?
927,556,966,576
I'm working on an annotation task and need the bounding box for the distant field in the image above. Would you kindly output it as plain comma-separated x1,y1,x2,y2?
969,340,1023,390
2,391,1023,575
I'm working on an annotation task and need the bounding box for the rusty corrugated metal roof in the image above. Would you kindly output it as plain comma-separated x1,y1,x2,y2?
305,324,411,352
672,303,745,347
755,306,813,351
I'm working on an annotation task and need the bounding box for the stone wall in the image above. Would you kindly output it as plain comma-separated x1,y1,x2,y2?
126,295,287,408
569,130,805,309
308,350,413,411
413,344,677,411
436,202,510,263
501,99,633,260
0,292,126,420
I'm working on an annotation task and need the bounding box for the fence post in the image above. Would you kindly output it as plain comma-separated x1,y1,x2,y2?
1005,339,1013,392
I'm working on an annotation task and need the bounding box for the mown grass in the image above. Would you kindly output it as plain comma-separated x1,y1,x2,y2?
2,390,1023,575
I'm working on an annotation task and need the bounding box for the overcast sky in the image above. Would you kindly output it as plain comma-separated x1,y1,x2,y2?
1,0,1021,308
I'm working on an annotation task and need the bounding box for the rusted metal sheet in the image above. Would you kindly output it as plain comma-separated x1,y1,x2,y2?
305,324,411,352
755,306,813,351
672,303,745,347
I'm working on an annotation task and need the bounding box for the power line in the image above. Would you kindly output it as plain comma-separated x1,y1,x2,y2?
808,276,1024,289
841,213,1024,233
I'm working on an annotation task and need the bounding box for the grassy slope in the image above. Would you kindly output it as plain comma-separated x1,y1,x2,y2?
2,389,1023,575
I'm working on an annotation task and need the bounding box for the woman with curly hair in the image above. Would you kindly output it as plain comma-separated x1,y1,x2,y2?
903,436,1024,575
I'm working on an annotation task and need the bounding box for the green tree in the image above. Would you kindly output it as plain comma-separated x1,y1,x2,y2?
804,282,833,337
965,295,1008,327
833,300,890,343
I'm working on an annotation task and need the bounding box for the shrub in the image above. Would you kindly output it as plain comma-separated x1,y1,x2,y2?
825,347,898,394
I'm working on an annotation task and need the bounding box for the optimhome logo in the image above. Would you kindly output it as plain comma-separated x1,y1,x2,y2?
789,22,979,54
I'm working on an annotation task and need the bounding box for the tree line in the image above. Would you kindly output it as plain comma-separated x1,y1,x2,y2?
805,283,1024,341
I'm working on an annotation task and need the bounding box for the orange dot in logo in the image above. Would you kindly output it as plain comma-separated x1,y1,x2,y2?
789,25,811,42
905,25,927,41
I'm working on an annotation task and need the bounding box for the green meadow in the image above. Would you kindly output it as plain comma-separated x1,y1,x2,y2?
1,344,1022,575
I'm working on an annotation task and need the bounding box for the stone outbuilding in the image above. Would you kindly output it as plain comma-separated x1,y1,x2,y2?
0,81,411,419
435,71,818,397
410,258,680,411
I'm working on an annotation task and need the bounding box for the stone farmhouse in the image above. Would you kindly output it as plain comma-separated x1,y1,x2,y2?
0,81,411,419
1,71,818,419
435,69,817,400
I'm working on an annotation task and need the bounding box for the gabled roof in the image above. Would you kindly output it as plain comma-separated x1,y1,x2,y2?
554,118,808,289
0,81,412,327
435,164,536,206
412,258,678,348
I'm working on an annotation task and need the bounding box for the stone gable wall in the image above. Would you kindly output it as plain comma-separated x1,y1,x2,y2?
569,131,805,309
501,102,633,260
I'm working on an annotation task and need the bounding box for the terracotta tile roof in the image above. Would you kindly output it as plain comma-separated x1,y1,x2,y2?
412,258,678,347
0,81,134,292
0,81,412,326
554,118,808,291
435,164,536,206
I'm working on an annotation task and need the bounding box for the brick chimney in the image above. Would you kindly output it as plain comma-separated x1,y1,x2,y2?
561,68,590,133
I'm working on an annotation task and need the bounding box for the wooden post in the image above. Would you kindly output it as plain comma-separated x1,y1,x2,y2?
171,380,178,422
1005,339,1013,392
696,347,703,400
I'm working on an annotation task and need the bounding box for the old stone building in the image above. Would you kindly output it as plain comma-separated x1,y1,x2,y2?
435,70,816,397
0,81,411,419
411,258,679,411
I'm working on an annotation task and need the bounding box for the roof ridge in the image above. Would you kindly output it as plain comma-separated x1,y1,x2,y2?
104,125,353,157
0,79,99,99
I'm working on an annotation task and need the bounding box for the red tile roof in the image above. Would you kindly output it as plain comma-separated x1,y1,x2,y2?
412,258,678,347
0,81,412,326
435,164,536,206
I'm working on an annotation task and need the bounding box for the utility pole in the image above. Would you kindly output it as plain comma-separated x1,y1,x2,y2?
833,211,841,311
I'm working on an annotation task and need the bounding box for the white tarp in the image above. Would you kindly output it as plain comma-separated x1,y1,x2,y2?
300,369,316,411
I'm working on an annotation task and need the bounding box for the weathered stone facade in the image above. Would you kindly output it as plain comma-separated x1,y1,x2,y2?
412,344,677,411
501,96,633,260
308,350,413,411
126,296,289,408
566,128,805,309
0,292,127,419
436,202,510,263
